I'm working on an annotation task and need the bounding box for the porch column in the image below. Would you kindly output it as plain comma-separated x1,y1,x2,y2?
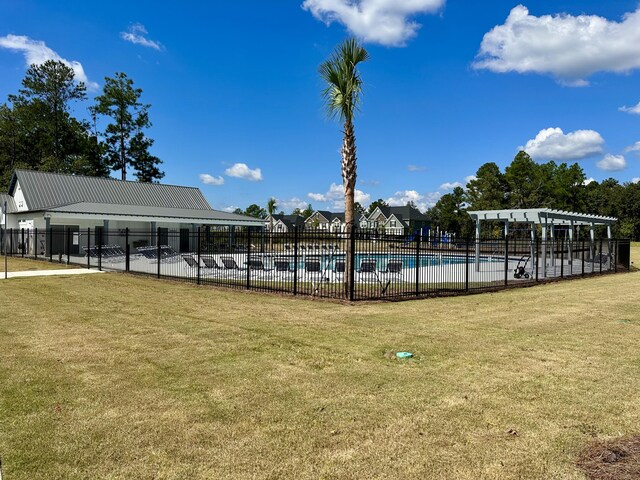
151,221,157,246
103,220,109,245
590,222,596,259
475,218,481,272
44,215,51,256
607,223,613,259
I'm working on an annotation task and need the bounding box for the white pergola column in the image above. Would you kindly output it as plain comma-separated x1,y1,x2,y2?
590,222,596,259
542,221,547,278
607,223,613,259
550,223,556,269
530,222,535,272
475,218,481,272
568,220,574,271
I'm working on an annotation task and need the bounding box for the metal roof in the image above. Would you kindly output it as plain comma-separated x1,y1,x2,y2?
47,202,265,225
467,208,617,226
9,170,212,211
0,193,16,213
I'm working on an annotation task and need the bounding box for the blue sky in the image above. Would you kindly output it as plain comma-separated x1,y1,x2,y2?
1,1,640,213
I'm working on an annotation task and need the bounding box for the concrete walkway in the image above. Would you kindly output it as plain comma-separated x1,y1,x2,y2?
1,269,105,280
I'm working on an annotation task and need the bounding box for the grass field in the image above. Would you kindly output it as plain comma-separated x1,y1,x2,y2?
1,256,74,272
0,246,639,479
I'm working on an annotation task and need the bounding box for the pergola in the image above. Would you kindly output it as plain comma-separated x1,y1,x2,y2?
467,208,617,276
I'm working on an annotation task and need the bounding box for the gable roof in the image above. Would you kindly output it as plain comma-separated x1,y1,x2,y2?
0,193,16,213
9,170,212,212
271,214,306,229
387,206,431,222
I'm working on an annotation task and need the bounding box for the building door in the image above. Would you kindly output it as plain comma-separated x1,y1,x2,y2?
180,228,190,253
50,225,80,255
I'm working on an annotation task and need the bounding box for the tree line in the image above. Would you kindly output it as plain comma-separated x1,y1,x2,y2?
429,151,640,240
0,60,163,190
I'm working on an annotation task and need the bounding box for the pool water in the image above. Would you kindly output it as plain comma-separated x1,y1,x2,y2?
264,253,500,271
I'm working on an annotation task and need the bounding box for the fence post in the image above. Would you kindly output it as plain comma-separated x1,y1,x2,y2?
98,229,102,271
504,236,509,286
614,240,617,273
125,228,130,272
157,227,161,279
246,227,251,290
34,228,38,261
197,227,201,285
415,233,421,297
599,238,603,274
465,237,470,292
87,228,91,270
349,226,356,302
9,228,12,257
581,239,585,277
293,226,298,296
21,228,24,258
48,228,52,262
531,235,540,282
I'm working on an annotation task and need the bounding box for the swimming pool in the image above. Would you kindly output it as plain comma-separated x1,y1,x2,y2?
262,252,501,271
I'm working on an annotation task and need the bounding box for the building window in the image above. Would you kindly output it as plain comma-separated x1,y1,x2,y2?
390,221,396,228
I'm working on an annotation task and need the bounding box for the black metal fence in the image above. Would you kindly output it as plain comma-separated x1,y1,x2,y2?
0,226,632,301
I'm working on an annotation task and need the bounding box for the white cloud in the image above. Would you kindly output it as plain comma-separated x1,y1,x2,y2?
308,182,370,210
120,23,163,51
625,141,640,153
276,197,309,213
302,0,445,46
583,177,596,185
474,5,640,86
224,163,263,182
407,164,427,172
439,182,463,191
223,206,240,213
632,177,640,184
0,34,98,90
620,102,640,115
464,175,477,184
199,174,224,186
386,190,441,212
597,154,627,172
520,128,604,161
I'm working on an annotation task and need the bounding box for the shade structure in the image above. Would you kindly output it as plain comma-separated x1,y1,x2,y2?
467,208,617,276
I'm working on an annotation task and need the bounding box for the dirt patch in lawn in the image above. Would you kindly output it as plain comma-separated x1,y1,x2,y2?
577,435,640,480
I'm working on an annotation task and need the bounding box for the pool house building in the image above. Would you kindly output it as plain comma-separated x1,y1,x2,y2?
0,169,264,257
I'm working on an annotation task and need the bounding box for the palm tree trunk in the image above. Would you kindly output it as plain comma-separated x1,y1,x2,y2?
342,119,357,299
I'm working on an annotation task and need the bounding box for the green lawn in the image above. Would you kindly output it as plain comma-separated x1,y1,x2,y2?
1,256,74,272
0,256,639,479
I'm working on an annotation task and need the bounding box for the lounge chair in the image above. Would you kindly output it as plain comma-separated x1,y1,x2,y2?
274,259,295,277
305,259,328,282
357,259,378,283
380,260,404,281
220,256,247,277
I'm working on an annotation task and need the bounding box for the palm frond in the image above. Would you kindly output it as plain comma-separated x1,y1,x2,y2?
319,38,369,122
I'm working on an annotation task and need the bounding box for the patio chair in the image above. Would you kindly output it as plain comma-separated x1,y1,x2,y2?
357,259,379,283
246,257,274,279
220,256,248,277
380,260,404,281
201,256,222,270
305,258,328,282
274,259,295,277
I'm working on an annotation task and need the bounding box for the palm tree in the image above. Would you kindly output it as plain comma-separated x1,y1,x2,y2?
267,197,277,251
319,38,369,296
